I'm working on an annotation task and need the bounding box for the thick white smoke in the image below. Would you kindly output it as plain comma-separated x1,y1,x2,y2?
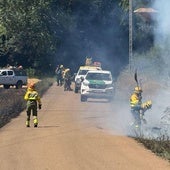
98,1,170,138
154,0,170,70
75,1,170,138
142,0,170,138
154,0,170,41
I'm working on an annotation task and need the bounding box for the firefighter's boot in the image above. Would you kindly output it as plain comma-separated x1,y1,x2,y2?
33,116,38,127
26,120,30,127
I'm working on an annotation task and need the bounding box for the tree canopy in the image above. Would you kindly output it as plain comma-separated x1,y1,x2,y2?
0,0,155,76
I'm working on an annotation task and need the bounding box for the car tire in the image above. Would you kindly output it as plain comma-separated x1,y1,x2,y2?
16,81,23,89
4,85,10,89
81,95,87,102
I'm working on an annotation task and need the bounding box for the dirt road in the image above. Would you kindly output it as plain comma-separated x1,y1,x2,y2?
0,83,169,170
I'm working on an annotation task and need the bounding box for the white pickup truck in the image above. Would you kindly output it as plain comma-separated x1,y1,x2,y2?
80,70,114,102
0,68,28,89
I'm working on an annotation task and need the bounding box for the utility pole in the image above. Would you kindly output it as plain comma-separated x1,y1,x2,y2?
129,0,133,71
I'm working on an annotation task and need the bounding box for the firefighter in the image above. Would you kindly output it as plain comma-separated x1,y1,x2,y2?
24,83,42,127
63,68,72,91
130,86,151,127
55,65,64,86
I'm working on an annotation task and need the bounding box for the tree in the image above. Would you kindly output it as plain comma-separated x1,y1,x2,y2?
0,0,139,76
0,0,57,70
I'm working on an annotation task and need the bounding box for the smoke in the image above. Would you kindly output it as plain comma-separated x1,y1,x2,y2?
59,1,170,138
153,0,170,72
79,1,170,138
56,2,128,76
154,0,170,42
80,1,170,138
54,2,132,136
126,0,170,138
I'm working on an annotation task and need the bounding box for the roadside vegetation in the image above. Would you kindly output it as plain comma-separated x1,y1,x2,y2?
0,77,54,128
136,136,170,162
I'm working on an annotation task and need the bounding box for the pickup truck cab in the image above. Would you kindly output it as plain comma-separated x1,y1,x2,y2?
0,68,27,89
80,70,114,102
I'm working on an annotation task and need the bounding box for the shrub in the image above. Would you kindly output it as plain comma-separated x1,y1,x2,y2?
136,136,170,161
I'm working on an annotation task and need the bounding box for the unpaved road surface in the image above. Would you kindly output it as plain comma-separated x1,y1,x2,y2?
0,83,169,170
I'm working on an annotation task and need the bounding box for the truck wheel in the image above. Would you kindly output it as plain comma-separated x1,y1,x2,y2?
16,81,23,89
81,95,87,102
4,85,10,89
74,87,78,93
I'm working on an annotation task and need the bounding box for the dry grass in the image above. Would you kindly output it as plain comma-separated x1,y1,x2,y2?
0,77,54,128
136,136,170,161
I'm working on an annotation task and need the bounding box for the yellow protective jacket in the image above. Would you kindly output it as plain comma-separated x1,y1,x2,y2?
130,93,142,108
24,88,41,104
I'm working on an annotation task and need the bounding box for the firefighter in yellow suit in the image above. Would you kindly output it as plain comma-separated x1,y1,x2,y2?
130,86,152,127
24,83,42,127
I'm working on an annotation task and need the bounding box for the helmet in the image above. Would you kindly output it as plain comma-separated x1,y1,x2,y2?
29,83,35,89
60,65,63,68
134,86,142,94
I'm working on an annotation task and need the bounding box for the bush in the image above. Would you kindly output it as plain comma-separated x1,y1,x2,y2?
0,89,26,127
136,136,170,161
